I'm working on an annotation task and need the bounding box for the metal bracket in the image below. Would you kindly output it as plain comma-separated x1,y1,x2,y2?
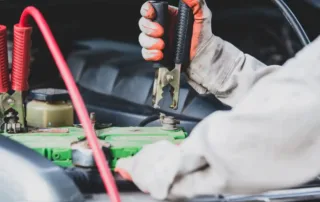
0,92,26,133
71,139,111,168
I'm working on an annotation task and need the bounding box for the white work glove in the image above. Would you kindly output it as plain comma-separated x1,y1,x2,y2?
116,35,320,200
139,0,279,107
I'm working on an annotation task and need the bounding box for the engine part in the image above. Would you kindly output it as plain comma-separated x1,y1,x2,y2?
74,112,112,130
139,114,161,127
26,88,74,128
4,126,186,169
71,139,111,168
160,113,180,130
64,167,138,193
189,187,320,202
0,135,84,202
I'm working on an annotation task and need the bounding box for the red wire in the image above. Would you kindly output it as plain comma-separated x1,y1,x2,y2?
19,6,121,202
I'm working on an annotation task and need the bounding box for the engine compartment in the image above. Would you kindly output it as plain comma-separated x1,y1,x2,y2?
1,0,316,132
64,1,319,131
0,1,319,201
2,1,320,89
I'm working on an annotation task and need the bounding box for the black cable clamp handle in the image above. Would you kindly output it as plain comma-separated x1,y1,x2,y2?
174,0,194,66
149,0,170,68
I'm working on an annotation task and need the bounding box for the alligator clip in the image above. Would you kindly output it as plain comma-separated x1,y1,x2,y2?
0,24,32,133
152,65,181,109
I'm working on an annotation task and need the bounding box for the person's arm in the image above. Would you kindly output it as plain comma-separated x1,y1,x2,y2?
186,35,280,106
117,35,320,200
138,0,280,107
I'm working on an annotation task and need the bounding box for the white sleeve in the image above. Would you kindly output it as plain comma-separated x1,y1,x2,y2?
168,35,320,199
116,36,320,201
187,36,280,107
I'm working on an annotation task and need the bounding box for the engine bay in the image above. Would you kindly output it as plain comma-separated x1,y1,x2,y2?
0,1,319,202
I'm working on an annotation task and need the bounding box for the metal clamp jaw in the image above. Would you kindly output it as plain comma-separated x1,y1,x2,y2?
152,66,181,109
0,92,26,133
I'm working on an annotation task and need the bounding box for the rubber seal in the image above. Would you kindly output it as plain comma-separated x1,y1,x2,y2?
29,88,70,102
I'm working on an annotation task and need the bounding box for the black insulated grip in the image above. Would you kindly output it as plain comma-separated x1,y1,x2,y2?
174,0,193,65
149,0,170,68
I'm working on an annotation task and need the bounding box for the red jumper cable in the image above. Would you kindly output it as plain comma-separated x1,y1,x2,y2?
0,25,29,133
15,6,121,202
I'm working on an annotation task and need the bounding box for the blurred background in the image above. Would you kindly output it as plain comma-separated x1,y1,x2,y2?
0,0,319,132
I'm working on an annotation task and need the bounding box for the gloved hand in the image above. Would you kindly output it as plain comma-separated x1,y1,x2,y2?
115,139,210,200
139,0,214,94
139,0,213,61
139,0,275,107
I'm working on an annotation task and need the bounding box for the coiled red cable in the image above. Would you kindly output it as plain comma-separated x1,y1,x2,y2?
18,6,121,202
12,25,32,91
0,25,9,93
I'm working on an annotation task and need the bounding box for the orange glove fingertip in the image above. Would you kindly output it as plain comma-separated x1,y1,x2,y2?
142,2,156,19
146,2,156,19
149,39,165,50
114,168,133,181
148,23,164,38
149,53,163,62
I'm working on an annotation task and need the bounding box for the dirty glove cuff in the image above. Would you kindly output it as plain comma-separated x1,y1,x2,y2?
187,35,245,97
187,35,280,107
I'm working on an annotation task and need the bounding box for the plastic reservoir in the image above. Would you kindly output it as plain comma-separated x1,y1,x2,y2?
26,89,74,128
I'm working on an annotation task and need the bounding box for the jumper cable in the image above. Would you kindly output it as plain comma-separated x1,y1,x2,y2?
0,25,31,133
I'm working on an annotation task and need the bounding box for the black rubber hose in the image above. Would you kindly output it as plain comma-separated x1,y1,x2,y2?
271,0,310,46
139,114,160,126
64,167,137,193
